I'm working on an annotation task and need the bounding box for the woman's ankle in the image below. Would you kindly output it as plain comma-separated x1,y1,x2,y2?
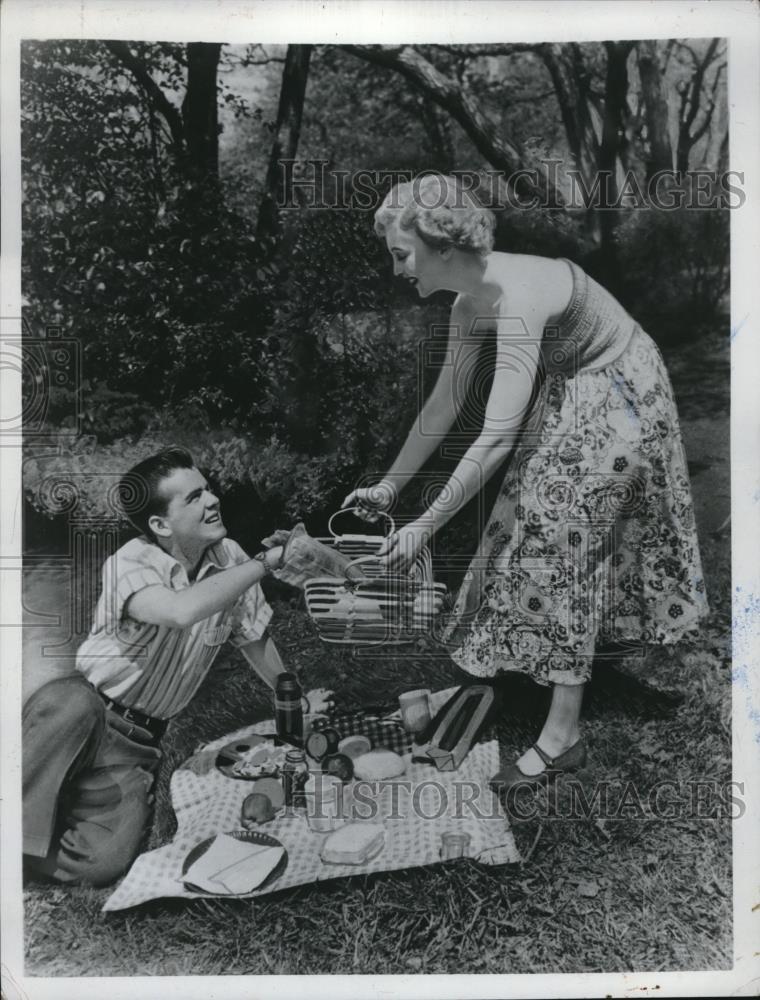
536,727,582,758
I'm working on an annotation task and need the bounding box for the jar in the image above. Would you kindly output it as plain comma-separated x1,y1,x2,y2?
281,749,309,808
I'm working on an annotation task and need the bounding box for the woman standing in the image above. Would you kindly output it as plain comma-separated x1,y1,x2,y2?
343,174,708,791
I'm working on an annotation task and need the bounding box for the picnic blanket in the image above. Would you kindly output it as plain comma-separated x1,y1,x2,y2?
103,688,520,911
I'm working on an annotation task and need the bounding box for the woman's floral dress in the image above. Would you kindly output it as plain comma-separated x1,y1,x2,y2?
443,258,709,685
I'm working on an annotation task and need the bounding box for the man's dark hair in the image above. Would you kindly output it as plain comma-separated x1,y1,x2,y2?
118,446,195,540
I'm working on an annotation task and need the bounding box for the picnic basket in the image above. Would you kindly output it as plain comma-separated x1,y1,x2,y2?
304,508,446,645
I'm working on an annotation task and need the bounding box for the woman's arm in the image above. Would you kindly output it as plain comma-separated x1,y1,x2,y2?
428,310,543,531
344,295,483,512
379,293,548,568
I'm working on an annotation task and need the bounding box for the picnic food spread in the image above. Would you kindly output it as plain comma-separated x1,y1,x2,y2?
196,697,419,888
102,686,521,911
219,685,498,850
203,719,409,890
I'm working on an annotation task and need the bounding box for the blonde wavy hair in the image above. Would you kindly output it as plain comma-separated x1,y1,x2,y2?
374,174,495,255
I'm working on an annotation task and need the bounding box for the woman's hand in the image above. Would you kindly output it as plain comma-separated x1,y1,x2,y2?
376,519,432,575
341,481,397,523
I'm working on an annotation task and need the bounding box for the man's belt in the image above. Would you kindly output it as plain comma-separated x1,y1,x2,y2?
99,692,168,742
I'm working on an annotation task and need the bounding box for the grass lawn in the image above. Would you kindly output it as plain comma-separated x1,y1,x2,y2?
22,329,732,976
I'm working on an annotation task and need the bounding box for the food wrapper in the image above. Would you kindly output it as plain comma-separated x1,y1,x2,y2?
273,523,355,588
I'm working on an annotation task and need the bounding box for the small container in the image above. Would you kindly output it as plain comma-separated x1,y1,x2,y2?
275,673,304,746
281,748,309,807
305,725,341,762
304,773,348,833
439,831,471,860
399,689,432,735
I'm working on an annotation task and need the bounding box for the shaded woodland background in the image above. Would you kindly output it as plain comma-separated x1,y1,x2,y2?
22,39,730,557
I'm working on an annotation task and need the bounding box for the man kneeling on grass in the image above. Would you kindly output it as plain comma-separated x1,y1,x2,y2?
23,445,301,887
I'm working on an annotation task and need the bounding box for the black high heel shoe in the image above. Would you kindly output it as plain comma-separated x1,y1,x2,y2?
489,738,587,794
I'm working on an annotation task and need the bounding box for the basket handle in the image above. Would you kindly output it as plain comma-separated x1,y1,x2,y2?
329,507,395,539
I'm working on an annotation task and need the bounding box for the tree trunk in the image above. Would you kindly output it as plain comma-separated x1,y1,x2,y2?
418,100,455,173
637,40,673,180
105,41,222,201
676,40,722,176
256,44,313,242
538,42,599,183
595,42,633,290
105,41,185,151
182,43,222,185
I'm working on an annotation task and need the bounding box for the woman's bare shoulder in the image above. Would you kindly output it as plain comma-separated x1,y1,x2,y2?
494,252,574,322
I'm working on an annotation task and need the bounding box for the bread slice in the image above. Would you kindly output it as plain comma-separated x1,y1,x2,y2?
353,749,406,781
320,822,385,865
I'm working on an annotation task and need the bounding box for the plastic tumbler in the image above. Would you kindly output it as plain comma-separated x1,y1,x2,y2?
399,689,432,734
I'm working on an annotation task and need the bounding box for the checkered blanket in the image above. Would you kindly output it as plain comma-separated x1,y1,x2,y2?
102,688,520,911
322,706,413,754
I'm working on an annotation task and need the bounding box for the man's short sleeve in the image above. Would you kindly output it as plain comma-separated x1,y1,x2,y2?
100,543,166,633
222,539,274,645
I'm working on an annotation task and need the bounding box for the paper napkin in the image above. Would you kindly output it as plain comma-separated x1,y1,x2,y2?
183,834,284,895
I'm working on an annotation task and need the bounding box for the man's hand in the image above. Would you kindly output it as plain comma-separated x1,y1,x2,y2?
262,545,284,572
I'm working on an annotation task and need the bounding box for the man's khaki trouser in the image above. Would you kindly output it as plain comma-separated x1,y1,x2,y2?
23,675,162,886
